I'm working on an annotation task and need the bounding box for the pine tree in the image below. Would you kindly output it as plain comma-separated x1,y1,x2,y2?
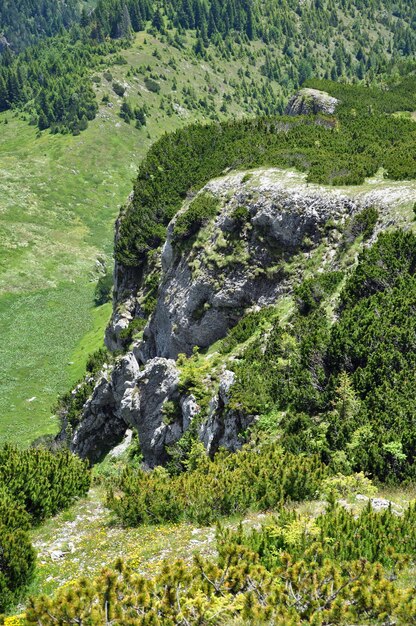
152,9,164,32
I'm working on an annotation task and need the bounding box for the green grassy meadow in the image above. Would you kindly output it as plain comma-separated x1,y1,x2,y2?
0,31,283,444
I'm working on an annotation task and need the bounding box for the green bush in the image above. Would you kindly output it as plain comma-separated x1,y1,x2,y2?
144,77,160,93
223,230,416,482
94,272,113,306
86,347,109,375
56,377,95,431
107,443,326,526
0,447,90,611
236,500,416,571
112,81,126,97
219,307,271,354
116,79,416,268
26,502,416,625
118,316,147,343
0,446,90,524
294,271,343,314
340,205,379,249
172,192,219,244
0,525,36,613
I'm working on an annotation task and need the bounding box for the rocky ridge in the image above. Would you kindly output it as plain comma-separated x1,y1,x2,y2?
69,168,416,466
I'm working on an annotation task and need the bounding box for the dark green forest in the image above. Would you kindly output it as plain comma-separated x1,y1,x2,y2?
0,0,80,51
2,0,416,132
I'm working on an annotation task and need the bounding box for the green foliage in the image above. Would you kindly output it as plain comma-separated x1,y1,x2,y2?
238,500,416,571
294,271,343,314
217,230,416,482
140,265,161,317
0,0,79,52
0,446,90,611
172,192,219,244
0,525,36,613
230,308,330,416
112,81,126,97
340,205,379,250
144,77,160,93
177,349,213,410
351,205,378,240
320,472,378,501
94,272,113,306
231,204,250,226
0,487,31,532
325,235,416,480
219,306,271,354
0,445,90,524
118,316,147,344
161,399,182,425
339,229,416,309
3,0,416,138
56,377,95,431
0,34,119,132
85,348,109,375
107,443,326,526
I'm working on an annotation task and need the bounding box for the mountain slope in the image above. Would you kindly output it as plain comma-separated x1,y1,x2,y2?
1,0,416,445
68,165,416,479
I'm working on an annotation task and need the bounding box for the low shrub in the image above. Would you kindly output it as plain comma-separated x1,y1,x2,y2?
107,443,326,526
25,502,416,625
172,192,219,244
0,447,90,611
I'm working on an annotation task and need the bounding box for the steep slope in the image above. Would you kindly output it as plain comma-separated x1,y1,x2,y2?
2,0,416,444
0,30,285,444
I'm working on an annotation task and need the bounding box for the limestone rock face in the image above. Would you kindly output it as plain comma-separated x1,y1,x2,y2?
138,171,358,361
70,167,387,465
70,353,140,462
70,355,184,467
70,375,126,463
285,88,339,116
125,357,180,467
199,370,253,455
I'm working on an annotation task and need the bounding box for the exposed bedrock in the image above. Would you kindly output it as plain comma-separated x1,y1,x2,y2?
137,173,358,361
285,88,339,116
71,168,385,465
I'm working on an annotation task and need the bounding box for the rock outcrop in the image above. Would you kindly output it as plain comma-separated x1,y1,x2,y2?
0,35,10,53
71,167,406,466
285,88,339,116
199,370,253,455
137,171,358,361
70,353,140,462
71,353,183,467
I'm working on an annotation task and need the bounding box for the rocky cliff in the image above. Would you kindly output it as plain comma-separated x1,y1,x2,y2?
285,88,339,116
68,167,414,466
